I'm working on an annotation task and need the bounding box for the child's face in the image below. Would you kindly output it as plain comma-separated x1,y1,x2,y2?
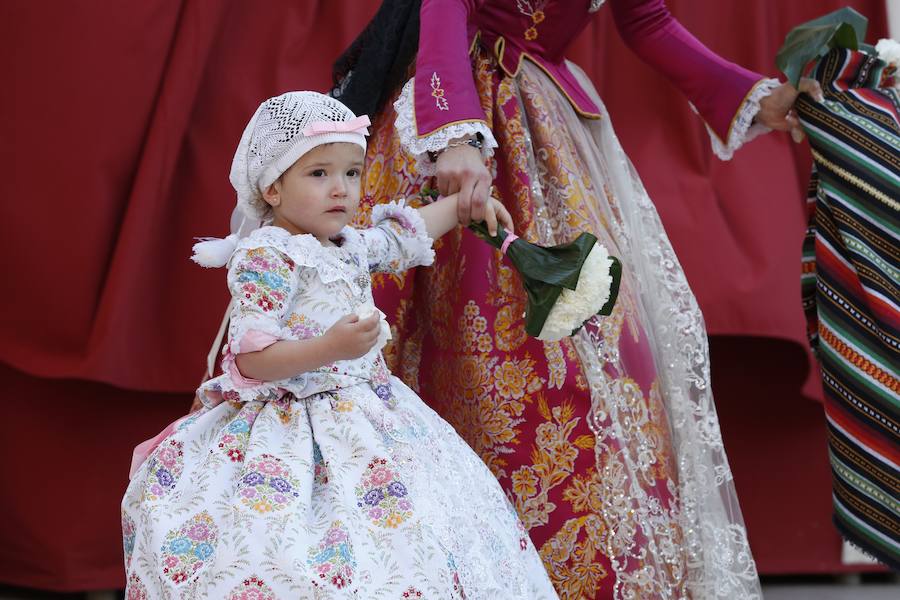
265,143,364,243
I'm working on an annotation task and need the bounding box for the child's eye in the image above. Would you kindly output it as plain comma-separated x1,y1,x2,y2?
347,168,361,177
310,169,326,177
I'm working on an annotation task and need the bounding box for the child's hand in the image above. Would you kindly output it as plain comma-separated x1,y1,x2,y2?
323,313,381,361
485,197,514,236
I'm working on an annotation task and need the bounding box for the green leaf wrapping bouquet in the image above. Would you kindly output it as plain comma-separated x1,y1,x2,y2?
775,7,875,86
416,188,622,340
467,221,622,342
775,8,899,98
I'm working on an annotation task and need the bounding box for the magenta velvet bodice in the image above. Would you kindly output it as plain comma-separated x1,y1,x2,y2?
413,0,765,144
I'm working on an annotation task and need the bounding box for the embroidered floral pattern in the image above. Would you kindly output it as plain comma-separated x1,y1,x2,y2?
355,457,414,528
430,72,449,111
237,454,301,514
402,587,423,598
122,511,136,570
286,312,323,339
457,300,492,354
331,392,355,413
392,77,497,176
269,396,294,425
217,403,263,462
308,520,356,590
447,555,467,599
227,575,279,600
125,574,148,600
234,247,295,314
142,438,184,501
516,0,548,41
177,412,200,432
372,357,396,408
159,511,218,584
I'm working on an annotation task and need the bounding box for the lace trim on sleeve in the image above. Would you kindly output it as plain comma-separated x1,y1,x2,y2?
393,78,498,175
370,199,436,268
702,77,780,161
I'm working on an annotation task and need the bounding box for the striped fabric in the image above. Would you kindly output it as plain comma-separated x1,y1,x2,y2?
797,47,899,570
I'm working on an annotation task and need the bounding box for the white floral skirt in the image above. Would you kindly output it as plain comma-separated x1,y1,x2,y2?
122,377,558,599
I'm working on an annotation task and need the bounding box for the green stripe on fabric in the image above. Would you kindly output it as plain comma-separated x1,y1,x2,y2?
834,498,900,556
806,128,900,190
830,453,900,515
827,100,900,149
821,183,900,236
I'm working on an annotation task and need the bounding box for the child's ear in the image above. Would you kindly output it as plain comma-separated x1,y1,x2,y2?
262,181,280,207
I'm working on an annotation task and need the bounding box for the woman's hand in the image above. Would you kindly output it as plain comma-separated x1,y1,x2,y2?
323,313,381,361
756,78,823,143
435,141,493,229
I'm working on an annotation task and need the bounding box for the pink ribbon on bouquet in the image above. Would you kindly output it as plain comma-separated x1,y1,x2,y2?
303,115,371,137
500,229,518,255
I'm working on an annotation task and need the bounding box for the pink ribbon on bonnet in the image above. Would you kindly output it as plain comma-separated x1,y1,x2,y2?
302,115,371,137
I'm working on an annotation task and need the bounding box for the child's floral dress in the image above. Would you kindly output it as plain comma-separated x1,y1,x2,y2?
122,202,558,600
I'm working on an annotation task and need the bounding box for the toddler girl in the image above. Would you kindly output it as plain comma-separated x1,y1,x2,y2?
122,91,558,599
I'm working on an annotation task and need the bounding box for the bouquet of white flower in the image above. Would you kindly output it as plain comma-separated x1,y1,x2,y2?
468,221,621,341
875,38,900,90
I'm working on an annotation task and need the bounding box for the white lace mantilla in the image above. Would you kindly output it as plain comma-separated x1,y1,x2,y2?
393,78,498,175
702,77,780,160
524,59,762,599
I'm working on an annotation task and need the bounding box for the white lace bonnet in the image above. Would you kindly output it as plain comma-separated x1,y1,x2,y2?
192,91,371,268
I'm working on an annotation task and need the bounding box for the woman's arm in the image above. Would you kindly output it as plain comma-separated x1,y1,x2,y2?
609,0,789,155
412,0,485,138
395,0,496,226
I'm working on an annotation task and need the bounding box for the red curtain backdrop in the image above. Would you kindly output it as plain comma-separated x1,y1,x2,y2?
1,0,888,590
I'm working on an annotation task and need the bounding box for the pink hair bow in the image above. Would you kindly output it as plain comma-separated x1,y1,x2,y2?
303,115,371,137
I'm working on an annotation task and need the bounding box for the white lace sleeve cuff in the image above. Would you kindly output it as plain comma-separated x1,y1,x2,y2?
393,78,498,175
368,199,435,270
702,77,780,161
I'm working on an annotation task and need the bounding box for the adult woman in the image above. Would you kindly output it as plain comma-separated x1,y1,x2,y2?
333,1,806,597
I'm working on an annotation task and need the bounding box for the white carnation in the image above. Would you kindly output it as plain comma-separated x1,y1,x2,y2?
355,302,392,356
875,38,900,67
537,243,614,342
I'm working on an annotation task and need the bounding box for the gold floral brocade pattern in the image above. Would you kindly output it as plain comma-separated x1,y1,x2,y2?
361,50,689,599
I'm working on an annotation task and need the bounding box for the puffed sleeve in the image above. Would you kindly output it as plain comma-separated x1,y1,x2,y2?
392,0,498,172
201,245,299,403
226,246,295,353
358,200,436,274
610,0,779,159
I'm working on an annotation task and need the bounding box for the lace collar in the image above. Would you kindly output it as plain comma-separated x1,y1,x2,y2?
236,226,366,286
